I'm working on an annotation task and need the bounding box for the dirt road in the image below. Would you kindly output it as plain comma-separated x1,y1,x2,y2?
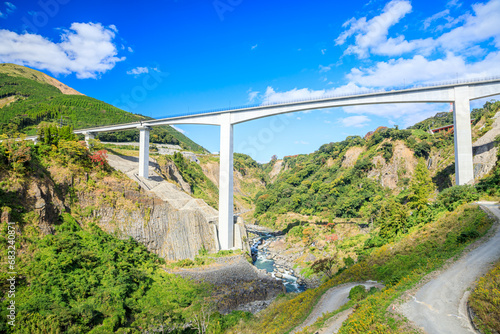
292,281,383,334
399,202,500,334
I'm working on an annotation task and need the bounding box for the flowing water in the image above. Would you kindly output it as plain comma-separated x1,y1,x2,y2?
251,234,306,293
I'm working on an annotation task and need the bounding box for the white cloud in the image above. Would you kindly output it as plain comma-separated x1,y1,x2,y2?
251,44,258,50
0,11,4,18
321,49,327,55
437,0,500,50
127,66,149,75
294,140,309,145
337,0,500,58
346,51,500,88
0,22,124,78
339,115,371,127
336,0,413,58
127,46,134,53
247,89,260,103
423,9,449,29
319,64,332,73
262,82,365,104
5,2,15,13
171,125,186,134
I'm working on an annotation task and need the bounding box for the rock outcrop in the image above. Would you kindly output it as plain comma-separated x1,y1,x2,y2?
98,154,222,260
473,112,500,180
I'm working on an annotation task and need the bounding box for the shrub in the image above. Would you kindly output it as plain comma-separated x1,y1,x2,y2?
437,185,479,211
348,285,368,302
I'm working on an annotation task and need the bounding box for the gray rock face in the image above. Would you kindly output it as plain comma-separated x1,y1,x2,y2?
155,158,192,194
100,154,250,261
85,154,222,261
88,194,219,261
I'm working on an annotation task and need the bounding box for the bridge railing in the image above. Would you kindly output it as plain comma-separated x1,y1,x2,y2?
75,76,500,131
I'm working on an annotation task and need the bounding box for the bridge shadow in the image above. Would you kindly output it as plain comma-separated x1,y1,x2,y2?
473,141,498,155
433,163,454,191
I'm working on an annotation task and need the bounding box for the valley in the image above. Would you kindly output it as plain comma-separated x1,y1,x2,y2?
1,65,500,334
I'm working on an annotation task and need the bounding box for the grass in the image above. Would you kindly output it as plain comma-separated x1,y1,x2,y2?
469,260,500,334
166,249,244,269
226,204,494,334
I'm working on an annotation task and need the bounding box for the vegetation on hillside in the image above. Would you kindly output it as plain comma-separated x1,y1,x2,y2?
469,260,500,334
0,67,206,152
0,127,242,333
224,100,500,333
228,204,493,334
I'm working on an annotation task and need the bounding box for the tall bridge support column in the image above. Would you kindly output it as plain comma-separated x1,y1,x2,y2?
219,113,234,250
453,86,474,185
138,126,150,179
84,132,95,146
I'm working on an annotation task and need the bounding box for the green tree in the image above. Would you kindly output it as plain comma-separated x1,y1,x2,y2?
408,157,435,211
378,199,409,240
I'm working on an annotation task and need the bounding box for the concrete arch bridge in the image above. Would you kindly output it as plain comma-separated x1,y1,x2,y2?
74,78,500,250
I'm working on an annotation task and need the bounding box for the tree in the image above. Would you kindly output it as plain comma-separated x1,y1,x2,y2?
408,157,435,211
378,198,409,240
311,256,338,278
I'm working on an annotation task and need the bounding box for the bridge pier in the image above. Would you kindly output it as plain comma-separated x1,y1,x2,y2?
219,113,234,250
453,86,474,185
138,126,150,179
84,132,95,146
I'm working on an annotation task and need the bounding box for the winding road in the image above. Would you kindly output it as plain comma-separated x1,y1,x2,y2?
291,281,384,334
399,202,500,333
292,202,500,334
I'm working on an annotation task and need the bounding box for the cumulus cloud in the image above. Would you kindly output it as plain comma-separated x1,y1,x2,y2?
337,0,500,58
0,22,124,78
127,66,149,75
346,51,500,88
339,115,371,127
336,0,413,58
262,82,364,104
436,0,500,50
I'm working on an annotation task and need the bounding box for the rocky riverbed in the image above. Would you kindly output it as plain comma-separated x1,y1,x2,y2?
252,234,321,291
166,255,285,314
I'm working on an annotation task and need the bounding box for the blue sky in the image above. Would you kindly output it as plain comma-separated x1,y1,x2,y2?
1,0,500,161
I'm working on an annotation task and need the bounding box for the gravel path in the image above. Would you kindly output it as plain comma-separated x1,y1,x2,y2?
399,201,500,334
291,281,384,334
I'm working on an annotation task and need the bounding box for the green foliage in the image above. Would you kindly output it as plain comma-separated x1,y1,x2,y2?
1,221,204,333
378,199,409,240
407,158,436,211
348,285,368,302
469,261,500,334
0,71,206,152
311,257,337,278
437,185,479,211
378,142,393,162
168,152,219,208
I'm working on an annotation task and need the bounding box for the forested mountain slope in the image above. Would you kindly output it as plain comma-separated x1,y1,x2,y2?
0,63,206,152
253,101,500,227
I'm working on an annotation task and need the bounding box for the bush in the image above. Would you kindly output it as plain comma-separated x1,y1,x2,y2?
437,185,479,211
349,285,368,302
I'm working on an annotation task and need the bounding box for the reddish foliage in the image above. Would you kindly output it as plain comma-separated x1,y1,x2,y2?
90,150,108,167
326,234,338,243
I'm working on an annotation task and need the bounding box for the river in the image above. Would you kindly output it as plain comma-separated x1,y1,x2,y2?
251,234,306,293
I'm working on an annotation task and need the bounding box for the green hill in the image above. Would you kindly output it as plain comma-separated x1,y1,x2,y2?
0,63,207,153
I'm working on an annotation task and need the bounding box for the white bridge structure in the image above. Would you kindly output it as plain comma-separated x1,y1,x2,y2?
74,78,500,250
